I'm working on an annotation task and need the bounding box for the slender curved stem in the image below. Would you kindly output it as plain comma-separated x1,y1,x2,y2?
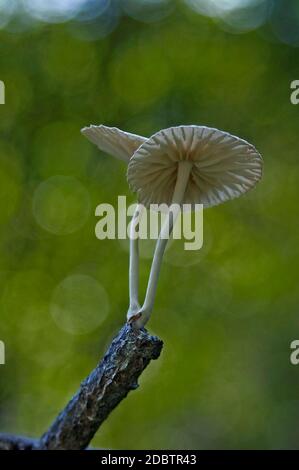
132,161,192,328
127,203,144,319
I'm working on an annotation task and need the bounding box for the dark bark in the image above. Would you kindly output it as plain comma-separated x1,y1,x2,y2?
36,324,163,450
0,433,39,450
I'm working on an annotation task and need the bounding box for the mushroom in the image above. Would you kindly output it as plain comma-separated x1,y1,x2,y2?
80,124,147,321
127,125,263,328
81,124,146,162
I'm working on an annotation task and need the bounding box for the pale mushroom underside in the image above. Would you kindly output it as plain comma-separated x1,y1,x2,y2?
127,125,263,208
81,125,146,162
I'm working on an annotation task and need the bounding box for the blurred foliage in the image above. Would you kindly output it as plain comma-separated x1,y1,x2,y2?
0,0,299,450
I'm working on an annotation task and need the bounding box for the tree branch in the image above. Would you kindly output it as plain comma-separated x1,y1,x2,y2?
1,324,162,450
0,433,39,450
37,323,163,450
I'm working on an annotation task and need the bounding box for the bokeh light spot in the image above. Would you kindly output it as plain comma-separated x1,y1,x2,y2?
122,0,173,23
50,274,109,334
185,0,269,32
32,175,91,235
23,0,87,23
271,0,299,47
40,31,98,87
110,39,171,110
0,0,16,29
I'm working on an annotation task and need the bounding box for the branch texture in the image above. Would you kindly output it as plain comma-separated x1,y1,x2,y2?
0,433,39,450
38,324,163,450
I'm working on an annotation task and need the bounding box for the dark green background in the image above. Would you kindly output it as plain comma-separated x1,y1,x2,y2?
0,0,299,449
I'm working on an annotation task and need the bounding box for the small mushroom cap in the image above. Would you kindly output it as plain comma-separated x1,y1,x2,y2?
81,125,146,162
127,125,263,208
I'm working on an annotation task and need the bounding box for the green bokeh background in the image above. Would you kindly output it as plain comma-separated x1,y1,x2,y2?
1,0,299,450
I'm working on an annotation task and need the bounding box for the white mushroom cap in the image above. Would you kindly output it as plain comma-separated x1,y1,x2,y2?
127,125,263,208
81,125,146,162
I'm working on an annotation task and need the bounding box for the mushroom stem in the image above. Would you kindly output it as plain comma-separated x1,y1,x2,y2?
133,161,192,329
127,203,144,319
